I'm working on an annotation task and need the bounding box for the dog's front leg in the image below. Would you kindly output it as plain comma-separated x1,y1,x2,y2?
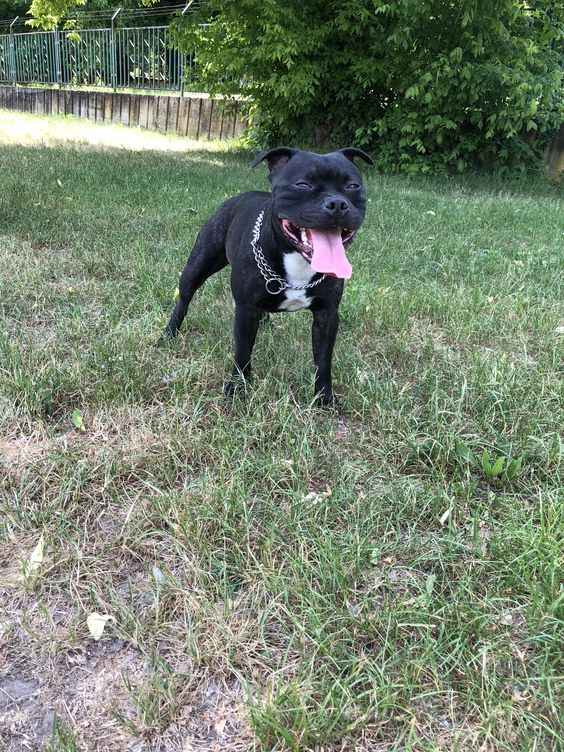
225,304,262,397
312,306,339,406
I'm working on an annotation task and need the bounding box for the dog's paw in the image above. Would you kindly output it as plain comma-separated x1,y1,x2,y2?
155,331,176,349
224,375,250,399
224,381,236,399
315,390,339,408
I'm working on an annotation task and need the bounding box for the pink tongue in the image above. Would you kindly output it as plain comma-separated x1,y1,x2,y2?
309,228,352,279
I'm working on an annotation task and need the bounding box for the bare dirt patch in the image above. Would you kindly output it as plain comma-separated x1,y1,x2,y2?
0,637,254,751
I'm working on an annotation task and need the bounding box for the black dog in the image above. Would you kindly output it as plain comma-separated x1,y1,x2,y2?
161,147,372,404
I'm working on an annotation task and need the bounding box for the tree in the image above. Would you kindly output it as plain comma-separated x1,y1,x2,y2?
22,0,564,172
23,0,165,29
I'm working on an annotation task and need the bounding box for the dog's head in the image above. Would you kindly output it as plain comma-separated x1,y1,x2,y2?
252,147,372,279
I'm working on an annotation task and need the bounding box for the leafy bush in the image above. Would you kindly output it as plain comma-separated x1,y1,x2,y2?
170,0,563,173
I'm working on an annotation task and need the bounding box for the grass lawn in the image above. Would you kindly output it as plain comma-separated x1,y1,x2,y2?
0,110,562,752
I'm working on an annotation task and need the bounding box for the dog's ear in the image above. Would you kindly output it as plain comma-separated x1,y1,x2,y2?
252,147,298,173
338,148,374,166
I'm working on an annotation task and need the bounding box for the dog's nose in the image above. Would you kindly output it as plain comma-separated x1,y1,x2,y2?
324,197,350,219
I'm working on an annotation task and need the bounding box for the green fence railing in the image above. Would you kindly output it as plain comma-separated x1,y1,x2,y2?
0,26,194,92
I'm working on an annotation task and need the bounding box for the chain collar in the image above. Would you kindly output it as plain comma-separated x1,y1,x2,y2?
251,210,326,295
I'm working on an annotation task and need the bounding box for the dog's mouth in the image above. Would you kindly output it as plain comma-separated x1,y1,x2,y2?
280,218,355,279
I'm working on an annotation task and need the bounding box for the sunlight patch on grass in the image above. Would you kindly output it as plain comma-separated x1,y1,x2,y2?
0,109,236,153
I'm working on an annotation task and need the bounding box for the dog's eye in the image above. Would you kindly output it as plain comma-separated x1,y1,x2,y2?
295,182,312,189
347,183,360,191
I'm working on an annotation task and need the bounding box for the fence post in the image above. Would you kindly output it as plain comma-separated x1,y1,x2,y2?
53,27,62,86
179,49,185,97
110,7,120,91
179,1,195,96
9,16,18,86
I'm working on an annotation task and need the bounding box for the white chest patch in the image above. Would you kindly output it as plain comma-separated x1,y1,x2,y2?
278,252,316,312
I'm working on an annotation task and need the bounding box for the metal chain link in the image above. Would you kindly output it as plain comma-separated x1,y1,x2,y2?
251,211,326,295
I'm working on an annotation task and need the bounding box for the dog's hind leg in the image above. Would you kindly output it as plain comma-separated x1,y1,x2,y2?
161,225,228,340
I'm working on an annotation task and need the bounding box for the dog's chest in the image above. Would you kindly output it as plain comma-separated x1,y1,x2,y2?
278,253,316,312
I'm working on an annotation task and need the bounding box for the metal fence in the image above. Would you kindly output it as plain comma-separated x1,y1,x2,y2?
0,25,194,93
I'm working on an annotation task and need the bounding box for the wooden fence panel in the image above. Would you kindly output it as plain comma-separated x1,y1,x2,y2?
138,95,149,129
187,98,201,139
149,97,158,131
111,94,121,125
120,95,130,127
199,99,212,139
0,86,246,140
156,96,168,133
95,93,104,123
209,100,222,139
104,94,113,123
51,89,59,116
167,97,178,134
178,97,190,137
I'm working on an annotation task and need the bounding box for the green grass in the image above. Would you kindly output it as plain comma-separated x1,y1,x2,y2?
0,111,562,751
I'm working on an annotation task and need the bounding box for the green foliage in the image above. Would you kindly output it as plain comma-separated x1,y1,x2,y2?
25,0,158,29
169,0,563,173
0,0,28,22
27,0,85,29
